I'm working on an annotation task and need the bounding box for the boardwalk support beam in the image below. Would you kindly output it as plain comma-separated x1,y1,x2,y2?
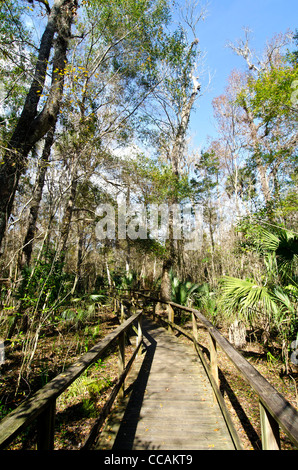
37,400,56,451
259,400,281,450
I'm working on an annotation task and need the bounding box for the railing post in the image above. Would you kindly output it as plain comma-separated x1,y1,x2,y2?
192,312,198,350
259,401,281,450
37,400,56,450
168,304,174,332
137,314,143,356
121,302,125,322
209,333,219,401
118,331,125,398
118,305,126,398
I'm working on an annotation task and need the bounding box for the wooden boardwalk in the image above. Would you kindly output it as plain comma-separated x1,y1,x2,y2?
93,317,235,450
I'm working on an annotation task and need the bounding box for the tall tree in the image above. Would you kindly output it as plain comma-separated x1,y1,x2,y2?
191,149,220,253
212,71,251,217
0,0,78,248
20,124,57,269
153,18,204,301
228,29,297,212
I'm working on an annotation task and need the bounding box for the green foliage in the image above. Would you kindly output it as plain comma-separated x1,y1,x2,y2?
0,402,12,421
71,0,172,97
246,62,298,124
291,29,298,64
132,237,166,259
58,0,177,162
191,150,220,228
219,276,277,322
57,357,113,419
225,166,257,201
111,270,138,290
0,1,32,142
238,223,298,285
169,271,199,306
219,222,298,363
61,307,89,325
0,1,31,61
234,47,298,213
161,27,198,111
60,293,105,329
191,150,220,199
193,283,217,321
18,248,72,312
134,154,193,204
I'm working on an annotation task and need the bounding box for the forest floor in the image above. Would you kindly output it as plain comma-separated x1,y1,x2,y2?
0,304,297,451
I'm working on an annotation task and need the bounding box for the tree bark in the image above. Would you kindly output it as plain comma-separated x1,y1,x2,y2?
170,85,199,177
160,259,172,301
75,221,84,293
20,125,56,269
242,101,271,205
59,171,78,266
0,0,77,249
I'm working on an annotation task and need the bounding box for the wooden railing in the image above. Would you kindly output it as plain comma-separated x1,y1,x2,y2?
134,291,298,451
0,308,143,450
1,286,297,451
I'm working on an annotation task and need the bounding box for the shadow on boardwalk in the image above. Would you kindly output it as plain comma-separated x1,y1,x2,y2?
112,324,159,449
92,320,161,450
93,318,235,450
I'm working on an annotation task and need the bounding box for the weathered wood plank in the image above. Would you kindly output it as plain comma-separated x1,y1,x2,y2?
36,400,56,450
82,336,143,450
137,292,298,449
259,400,281,450
94,318,236,451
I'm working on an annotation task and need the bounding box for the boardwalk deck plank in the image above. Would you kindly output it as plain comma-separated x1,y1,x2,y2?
93,317,235,450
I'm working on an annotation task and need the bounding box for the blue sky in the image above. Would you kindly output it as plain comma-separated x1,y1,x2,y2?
189,0,298,150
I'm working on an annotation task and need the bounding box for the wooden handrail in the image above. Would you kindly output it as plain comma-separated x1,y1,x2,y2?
3,284,297,451
0,311,143,450
135,291,298,450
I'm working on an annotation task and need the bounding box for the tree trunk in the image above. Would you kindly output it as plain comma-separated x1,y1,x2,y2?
75,222,84,293
20,125,56,269
160,258,172,302
106,260,112,288
0,0,77,249
242,102,271,205
159,55,200,301
59,170,78,266
229,319,246,348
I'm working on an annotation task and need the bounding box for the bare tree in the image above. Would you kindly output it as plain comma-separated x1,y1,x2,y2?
226,29,295,207
226,27,293,75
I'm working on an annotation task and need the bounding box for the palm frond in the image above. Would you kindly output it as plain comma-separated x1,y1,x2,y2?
275,231,298,277
257,227,280,252
272,287,295,316
219,276,276,321
255,226,298,283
